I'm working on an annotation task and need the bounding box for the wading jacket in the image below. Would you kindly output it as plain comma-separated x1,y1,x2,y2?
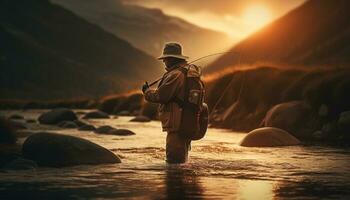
144,62,188,132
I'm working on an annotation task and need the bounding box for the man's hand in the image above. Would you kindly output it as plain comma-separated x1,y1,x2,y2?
142,82,149,93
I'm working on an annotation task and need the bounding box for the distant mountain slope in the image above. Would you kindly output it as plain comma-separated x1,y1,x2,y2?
51,0,231,59
204,0,350,74
0,0,161,100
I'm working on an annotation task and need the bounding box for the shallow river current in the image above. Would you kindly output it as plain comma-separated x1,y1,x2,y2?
1,110,350,199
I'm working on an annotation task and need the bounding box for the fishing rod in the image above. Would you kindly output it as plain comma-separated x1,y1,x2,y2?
146,51,240,87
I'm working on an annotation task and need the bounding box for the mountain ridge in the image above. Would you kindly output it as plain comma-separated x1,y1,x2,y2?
0,0,162,100
51,0,232,59
204,0,350,74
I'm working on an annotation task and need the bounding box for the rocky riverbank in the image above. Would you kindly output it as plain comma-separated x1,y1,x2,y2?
205,66,350,145
0,108,149,170
1,66,349,145
97,66,350,145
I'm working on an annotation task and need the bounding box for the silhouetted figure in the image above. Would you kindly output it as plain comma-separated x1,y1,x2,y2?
142,42,193,163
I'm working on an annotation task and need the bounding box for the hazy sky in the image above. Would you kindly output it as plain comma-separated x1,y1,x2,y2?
123,0,306,41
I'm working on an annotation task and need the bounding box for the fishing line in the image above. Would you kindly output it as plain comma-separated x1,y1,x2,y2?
208,53,243,119
147,51,241,87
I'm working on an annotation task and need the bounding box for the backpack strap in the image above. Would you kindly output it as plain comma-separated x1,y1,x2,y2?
172,66,188,108
171,66,199,111
177,66,188,75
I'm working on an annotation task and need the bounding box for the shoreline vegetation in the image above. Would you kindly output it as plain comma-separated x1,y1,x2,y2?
1,65,350,145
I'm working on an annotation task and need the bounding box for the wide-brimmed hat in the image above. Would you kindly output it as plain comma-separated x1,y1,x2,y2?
158,42,189,60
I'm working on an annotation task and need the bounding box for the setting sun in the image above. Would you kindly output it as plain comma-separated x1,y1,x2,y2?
243,5,272,29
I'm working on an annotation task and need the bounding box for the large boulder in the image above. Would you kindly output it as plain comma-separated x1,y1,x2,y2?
94,126,135,136
38,108,77,125
94,125,116,134
9,120,27,130
73,119,89,127
78,124,96,131
22,132,121,167
108,129,136,136
263,101,315,138
239,127,301,147
83,111,110,119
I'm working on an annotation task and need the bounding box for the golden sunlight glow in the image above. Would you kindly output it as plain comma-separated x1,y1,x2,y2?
124,1,306,43
242,5,272,29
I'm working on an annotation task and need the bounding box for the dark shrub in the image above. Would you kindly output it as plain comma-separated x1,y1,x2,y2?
113,93,144,114
98,95,126,114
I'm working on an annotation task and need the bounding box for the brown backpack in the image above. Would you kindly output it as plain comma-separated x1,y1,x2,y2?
172,65,209,140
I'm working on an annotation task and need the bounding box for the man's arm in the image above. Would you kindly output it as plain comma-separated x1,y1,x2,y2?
144,71,183,104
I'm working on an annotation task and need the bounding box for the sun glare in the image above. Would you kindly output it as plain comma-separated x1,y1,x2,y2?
243,5,272,29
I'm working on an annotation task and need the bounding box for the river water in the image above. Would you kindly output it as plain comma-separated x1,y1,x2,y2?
1,110,350,199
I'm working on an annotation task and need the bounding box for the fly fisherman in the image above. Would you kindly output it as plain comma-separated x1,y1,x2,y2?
141,42,205,163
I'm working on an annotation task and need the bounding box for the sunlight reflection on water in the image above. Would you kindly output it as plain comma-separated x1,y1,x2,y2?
0,110,350,199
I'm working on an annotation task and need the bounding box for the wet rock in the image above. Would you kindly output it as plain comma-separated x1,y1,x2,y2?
9,114,24,120
26,119,36,123
57,121,78,129
83,111,110,119
130,115,151,122
2,158,37,170
93,126,134,136
239,127,301,147
108,129,136,136
9,120,27,130
263,101,314,138
78,125,96,131
118,110,130,116
22,132,121,167
38,108,77,125
337,111,350,132
73,119,89,127
94,125,116,134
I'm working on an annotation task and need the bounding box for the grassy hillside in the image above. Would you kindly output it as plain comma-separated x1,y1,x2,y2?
0,0,162,100
204,66,350,141
204,0,350,74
